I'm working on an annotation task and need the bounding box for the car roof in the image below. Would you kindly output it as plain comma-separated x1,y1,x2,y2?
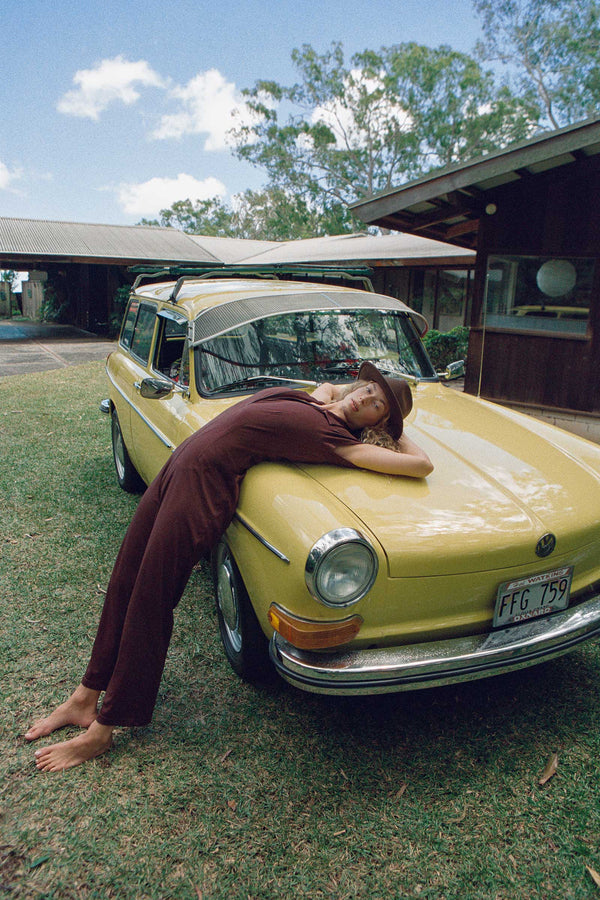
135,277,428,341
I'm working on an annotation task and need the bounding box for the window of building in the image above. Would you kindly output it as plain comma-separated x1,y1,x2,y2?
408,267,472,332
483,256,593,336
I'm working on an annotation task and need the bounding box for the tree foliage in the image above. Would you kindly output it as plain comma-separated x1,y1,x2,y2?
139,187,357,239
142,14,600,241
473,0,600,128
232,42,536,207
140,197,234,235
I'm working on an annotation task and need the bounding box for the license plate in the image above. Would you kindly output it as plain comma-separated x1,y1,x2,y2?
493,566,573,627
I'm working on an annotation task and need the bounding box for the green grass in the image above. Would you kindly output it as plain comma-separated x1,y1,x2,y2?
1,361,600,899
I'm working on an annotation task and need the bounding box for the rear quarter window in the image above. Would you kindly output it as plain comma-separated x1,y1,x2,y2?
119,297,139,350
129,303,158,364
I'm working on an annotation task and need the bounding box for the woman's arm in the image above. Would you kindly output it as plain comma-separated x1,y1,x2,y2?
336,433,434,478
311,382,347,403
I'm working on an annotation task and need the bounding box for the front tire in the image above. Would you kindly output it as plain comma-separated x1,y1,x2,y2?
111,408,144,493
212,540,270,682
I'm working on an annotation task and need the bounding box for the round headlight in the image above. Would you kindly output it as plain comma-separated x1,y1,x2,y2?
305,528,378,607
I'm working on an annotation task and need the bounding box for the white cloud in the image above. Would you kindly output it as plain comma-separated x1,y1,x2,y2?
152,68,258,150
57,56,165,120
116,173,227,216
0,159,23,191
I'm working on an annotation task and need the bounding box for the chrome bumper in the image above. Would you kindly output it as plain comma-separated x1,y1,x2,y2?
269,593,600,695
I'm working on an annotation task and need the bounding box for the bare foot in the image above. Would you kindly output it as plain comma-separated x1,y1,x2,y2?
25,685,101,741
34,720,114,772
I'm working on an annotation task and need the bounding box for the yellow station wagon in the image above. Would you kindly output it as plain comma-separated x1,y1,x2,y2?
103,270,600,694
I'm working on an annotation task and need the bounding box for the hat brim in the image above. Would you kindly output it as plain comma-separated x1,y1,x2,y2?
358,361,410,440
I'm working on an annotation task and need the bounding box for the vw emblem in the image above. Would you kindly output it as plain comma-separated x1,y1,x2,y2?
536,533,556,558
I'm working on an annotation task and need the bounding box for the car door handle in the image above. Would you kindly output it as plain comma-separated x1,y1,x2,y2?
134,381,141,392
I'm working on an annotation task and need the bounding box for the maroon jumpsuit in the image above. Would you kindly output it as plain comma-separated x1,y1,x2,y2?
82,388,360,726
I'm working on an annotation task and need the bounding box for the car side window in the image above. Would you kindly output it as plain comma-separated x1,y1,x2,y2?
119,297,139,350
129,303,157,364
153,316,188,383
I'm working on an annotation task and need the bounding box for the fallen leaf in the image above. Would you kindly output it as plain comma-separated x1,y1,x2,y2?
219,749,232,764
446,806,467,824
395,782,408,799
538,752,558,786
333,829,346,836
195,888,203,900
227,799,237,811
586,866,600,887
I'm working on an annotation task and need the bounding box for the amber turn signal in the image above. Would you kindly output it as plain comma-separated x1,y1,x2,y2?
267,604,363,650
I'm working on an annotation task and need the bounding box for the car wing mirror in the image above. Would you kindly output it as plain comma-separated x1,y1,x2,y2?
438,359,466,381
138,377,174,400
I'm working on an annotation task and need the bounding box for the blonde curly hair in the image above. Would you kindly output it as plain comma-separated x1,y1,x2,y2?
361,426,401,451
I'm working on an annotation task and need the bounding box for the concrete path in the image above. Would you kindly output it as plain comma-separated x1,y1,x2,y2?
0,318,116,378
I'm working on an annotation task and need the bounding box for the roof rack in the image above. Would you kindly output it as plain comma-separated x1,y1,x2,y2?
131,268,172,292
128,263,375,301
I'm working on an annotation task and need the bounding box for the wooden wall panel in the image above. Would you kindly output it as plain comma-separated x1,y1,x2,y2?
465,154,600,415
465,329,594,412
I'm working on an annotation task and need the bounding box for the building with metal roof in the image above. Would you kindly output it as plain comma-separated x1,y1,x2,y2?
351,116,600,251
352,116,600,433
0,217,474,334
0,217,221,265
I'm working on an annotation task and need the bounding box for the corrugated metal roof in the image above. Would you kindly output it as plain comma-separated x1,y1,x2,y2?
0,217,472,267
237,232,474,264
188,234,280,263
0,217,221,263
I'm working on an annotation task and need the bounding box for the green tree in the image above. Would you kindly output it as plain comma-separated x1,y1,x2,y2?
139,187,358,239
139,197,234,234
232,188,356,239
232,42,536,207
0,269,18,287
473,0,600,128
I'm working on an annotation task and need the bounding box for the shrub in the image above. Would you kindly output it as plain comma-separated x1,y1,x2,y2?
40,284,69,323
423,326,469,371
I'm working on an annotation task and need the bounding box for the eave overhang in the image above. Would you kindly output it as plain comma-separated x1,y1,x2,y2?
351,117,600,250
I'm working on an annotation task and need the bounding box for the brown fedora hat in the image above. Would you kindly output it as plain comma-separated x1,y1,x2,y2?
358,361,413,440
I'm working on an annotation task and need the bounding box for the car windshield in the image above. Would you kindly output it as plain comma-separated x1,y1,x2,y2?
195,309,436,394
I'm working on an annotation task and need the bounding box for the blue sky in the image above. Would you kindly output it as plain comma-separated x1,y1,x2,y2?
1,0,485,226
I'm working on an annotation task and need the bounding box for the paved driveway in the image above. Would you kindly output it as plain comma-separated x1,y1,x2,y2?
0,319,116,378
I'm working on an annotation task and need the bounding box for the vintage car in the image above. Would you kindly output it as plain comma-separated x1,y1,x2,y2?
102,271,600,695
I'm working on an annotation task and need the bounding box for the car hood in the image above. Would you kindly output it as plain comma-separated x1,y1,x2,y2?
298,385,600,578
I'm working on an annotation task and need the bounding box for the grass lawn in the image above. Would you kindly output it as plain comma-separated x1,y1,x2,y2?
1,361,600,900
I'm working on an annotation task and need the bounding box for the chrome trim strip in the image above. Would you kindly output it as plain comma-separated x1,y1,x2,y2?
234,512,290,563
269,592,600,695
106,370,175,451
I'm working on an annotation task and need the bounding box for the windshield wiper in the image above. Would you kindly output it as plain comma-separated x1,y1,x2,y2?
214,374,318,394
322,359,419,384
